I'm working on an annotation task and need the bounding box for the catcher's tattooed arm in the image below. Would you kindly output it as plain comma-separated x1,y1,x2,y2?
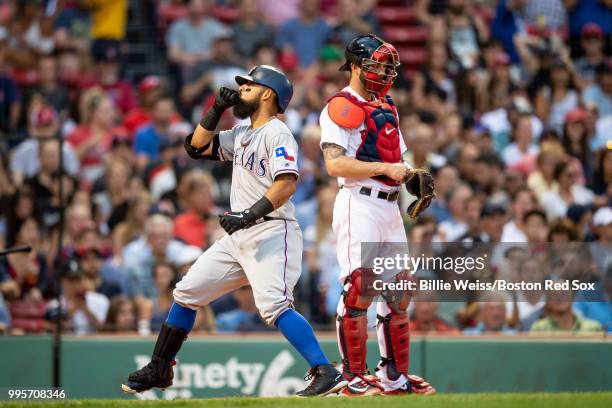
322,142,410,182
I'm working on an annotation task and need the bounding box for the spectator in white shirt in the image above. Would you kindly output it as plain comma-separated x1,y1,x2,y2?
437,184,472,242
10,106,79,185
47,263,110,336
501,188,538,243
502,113,539,167
542,161,594,221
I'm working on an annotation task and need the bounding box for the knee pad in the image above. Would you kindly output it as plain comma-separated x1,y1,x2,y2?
337,269,374,376
382,270,413,314
345,268,377,310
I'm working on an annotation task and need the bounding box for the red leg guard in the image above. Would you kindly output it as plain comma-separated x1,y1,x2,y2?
378,312,410,377
338,310,368,376
337,269,374,377
378,271,412,379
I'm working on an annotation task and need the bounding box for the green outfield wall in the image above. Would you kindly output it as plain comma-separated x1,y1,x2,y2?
0,336,610,399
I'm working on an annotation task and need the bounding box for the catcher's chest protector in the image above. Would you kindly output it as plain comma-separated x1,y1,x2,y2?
329,91,402,186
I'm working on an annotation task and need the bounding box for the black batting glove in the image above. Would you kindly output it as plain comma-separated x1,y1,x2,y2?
219,197,274,235
200,87,240,130
214,87,240,111
218,209,258,235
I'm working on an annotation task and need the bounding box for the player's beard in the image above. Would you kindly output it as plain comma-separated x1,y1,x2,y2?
233,98,260,119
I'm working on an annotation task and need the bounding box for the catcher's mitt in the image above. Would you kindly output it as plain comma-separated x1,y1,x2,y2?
405,168,435,219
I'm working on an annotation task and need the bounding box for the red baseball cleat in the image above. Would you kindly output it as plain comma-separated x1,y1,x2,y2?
382,375,436,396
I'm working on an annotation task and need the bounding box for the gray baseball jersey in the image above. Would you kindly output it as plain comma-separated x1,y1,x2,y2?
173,117,303,326
218,118,299,220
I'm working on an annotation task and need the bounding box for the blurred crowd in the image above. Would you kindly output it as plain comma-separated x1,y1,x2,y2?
0,0,610,337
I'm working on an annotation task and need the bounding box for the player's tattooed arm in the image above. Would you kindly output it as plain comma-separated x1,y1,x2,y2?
321,142,409,182
322,142,346,161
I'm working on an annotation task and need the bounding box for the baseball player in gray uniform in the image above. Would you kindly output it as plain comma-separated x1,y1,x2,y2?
122,65,346,397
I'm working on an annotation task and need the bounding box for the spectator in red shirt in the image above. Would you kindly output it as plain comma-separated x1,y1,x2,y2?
410,291,457,333
0,216,50,302
123,75,163,137
124,75,184,139
56,47,97,98
0,216,50,334
90,40,136,114
67,89,126,182
173,171,214,248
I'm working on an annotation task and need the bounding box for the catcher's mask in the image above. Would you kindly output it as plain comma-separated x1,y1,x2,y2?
340,34,400,97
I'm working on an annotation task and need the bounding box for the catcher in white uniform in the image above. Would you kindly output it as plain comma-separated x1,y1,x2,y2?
122,65,346,397
319,34,436,396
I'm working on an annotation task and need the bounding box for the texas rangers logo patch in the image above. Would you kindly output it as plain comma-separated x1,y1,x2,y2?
275,146,295,162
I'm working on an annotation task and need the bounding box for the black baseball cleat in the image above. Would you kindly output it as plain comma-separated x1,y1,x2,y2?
121,357,174,394
296,364,348,397
121,323,188,394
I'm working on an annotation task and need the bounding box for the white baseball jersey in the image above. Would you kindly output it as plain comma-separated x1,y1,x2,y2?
173,118,303,326
321,86,418,393
319,86,408,191
218,118,299,220
319,85,409,282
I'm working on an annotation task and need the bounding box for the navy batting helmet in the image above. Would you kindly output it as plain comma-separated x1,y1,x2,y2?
235,65,293,113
